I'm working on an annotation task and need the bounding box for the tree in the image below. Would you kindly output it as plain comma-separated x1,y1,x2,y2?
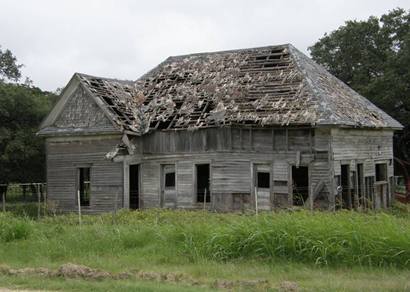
0,83,56,184
309,8,410,181
0,46,22,82
0,46,57,191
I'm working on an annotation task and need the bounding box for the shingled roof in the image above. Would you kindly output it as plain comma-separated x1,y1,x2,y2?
77,44,402,135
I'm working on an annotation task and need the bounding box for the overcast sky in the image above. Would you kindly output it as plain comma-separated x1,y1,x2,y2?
0,0,408,91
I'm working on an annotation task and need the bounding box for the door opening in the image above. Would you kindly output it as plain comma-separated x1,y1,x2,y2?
292,166,309,206
357,163,364,207
196,164,210,203
341,164,352,209
129,164,139,209
161,164,176,208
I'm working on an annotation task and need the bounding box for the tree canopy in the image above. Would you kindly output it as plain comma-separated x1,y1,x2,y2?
309,8,410,162
0,46,56,184
0,46,22,82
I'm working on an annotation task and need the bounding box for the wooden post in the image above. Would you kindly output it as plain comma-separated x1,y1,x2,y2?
203,188,207,211
255,186,258,216
37,184,41,219
310,184,314,211
112,190,118,224
43,184,47,217
2,185,5,212
77,190,82,226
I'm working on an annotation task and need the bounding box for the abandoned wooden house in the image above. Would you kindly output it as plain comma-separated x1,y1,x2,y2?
38,44,402,213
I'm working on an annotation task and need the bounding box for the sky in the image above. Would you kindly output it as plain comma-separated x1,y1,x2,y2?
0,0,409,91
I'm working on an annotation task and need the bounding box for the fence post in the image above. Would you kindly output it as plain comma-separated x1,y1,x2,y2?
203,188,207,211
255,186,258,216
77,190,82,226
43,184,47,216
112,190,118,225
1,185,5,212
37,183,41,219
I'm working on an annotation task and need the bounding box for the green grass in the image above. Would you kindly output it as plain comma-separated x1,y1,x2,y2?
0,209,409,290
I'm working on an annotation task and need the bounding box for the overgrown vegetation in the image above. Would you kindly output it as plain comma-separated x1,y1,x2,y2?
0,210,409,269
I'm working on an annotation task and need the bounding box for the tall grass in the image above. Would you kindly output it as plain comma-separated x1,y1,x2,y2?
0,210,409,269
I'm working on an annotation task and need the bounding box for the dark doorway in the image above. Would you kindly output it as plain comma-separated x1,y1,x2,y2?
341,164,352,209
129,164,139,209
292,166,309,206
196,164,210,203
357,164,364,206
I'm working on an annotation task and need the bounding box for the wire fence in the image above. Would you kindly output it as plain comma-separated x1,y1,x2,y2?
0,183,47,218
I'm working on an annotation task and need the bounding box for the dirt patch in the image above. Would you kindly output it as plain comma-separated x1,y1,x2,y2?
56,263,111,280
0,289,53,292
279,280,299,291
0,263,277,290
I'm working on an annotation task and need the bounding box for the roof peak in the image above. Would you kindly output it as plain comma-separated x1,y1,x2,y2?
167,43,292,60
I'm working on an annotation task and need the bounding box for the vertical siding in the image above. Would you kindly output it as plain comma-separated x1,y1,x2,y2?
176,160,194,208
141,161,160,208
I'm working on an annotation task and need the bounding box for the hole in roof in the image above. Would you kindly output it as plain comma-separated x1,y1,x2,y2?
268,55,282,60
102,96,114,106
271,48,284,54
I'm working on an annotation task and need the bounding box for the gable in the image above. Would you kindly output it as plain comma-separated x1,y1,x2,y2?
53,85,115,130
38,75,120,136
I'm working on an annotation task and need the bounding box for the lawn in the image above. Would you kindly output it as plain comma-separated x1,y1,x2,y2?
0,208,409,291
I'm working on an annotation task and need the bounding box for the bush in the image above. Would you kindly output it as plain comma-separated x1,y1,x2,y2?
0,213,32,242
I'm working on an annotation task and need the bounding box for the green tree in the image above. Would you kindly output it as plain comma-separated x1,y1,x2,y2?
0,83,55,184
309,8,410,166
0,46,22,82
0,46,56,189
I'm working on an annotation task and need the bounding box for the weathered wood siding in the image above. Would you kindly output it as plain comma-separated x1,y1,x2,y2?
140,161,160,208
45,125,396,212
330,128,395,208
53,85,116,132
331,129,393,162
176,160,194,208
136,150,316,210
46,135,123,213
142,127,314,154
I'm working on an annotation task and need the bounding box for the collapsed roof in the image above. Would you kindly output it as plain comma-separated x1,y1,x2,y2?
73,44,403,135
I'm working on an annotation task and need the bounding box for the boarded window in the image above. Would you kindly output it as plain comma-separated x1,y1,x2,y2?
241,129,251,150
78,167,90,206
274,130,286,150
288,129,310,151
253,129,271,151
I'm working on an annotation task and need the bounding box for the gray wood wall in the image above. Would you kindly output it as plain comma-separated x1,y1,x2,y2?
45,126,395,213
46,135,123,213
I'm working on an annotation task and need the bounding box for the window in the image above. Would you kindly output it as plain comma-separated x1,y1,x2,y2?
375,163,387,182
78,167,91,206
257,172,270,188
165,172,175,188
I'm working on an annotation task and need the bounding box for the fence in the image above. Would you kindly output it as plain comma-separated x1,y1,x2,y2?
0,183,47,218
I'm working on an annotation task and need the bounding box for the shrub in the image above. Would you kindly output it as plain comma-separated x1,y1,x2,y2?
0,214,32,242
